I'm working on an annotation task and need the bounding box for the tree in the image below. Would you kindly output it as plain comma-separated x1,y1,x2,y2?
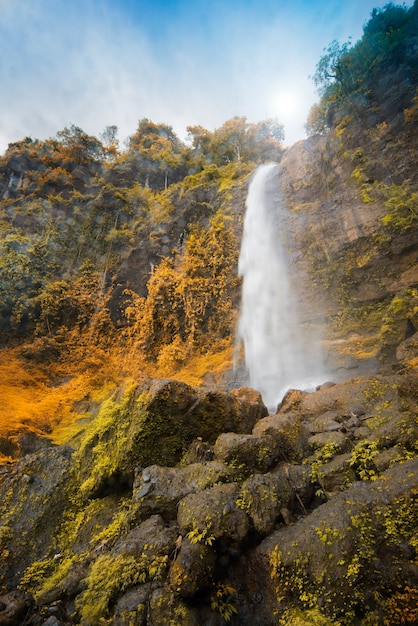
313,40,353,99
128,119,185,189
100,125,119,160
56,125,104,166
305,101,330,136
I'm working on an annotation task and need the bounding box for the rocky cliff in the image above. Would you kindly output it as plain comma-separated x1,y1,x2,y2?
1,123,418,624
1,5,418,623
0,343,417,625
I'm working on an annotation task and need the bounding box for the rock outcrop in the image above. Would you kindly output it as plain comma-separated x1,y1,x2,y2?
1,357,417,625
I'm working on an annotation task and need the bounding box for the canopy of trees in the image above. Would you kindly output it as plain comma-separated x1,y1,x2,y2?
307,0,418,134
0,115,284,369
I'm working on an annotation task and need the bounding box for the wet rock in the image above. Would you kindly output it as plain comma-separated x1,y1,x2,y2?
43,617,62,626
371,411,418,450
252,413,310,462
111,515,177,560
177,483,250,544
73,379,267,499
374,447,403,473
237,464,311,536
308,431,351,452
169,537,216,597
213,432,279,471
181,439,214,464
15,431,54,458
149,587,201,625
0,447,73,590
0,590,34,626
112,584,151,625
295,376,399,420
315,452,355,497
132,462,237,520
234,458,418,625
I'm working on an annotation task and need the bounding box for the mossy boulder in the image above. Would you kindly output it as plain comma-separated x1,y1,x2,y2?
132,461,237,520
235,458,418,625
284,376,400,422
177,483,250,544
72,379,267,499
252,413,311,461
1,369,416,625
213,432,279,472
237,465,312,536
169,537,216,598
0,446,73,591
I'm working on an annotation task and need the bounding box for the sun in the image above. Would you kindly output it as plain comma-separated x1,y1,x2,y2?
272,90,299,121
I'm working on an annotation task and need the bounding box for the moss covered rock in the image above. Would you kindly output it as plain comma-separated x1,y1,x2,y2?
71,378,266,500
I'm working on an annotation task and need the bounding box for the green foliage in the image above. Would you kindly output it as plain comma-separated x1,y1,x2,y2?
124,208,240,364
187,116,284,167
278,608,340,626
0,113,275,363
308,442,341,497
186,519,215,546
348,440,379,481
210,583,238,622
313,2,418,126
76,551,168,623
71,385,136,500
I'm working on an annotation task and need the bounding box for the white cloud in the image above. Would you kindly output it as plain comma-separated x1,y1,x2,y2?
0,0,414,153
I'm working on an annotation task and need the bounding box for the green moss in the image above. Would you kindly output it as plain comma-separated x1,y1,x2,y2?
70,384,136,500
186,518,215,546
380,489,418,549
277,607,341,626
20,553,80,602
306,442,341,497
348,440,379,481
76,550,169,624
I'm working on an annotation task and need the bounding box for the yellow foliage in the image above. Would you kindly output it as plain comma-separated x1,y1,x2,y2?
0,347,121,460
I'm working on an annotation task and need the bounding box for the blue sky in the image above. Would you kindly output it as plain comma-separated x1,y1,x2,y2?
0,0,413,153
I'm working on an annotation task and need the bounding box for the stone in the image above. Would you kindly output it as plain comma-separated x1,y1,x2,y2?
308,431,351,453
0,447,73,590
237,465,312,536
169,537,216,597
0,590,34,626
213,432,279,471
315,453,355,497
72,378,267,499
177,483,250,544
132,462,236,520
233,458,418,625
252,413,311,462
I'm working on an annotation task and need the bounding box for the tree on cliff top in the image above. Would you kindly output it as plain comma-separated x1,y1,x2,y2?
307,0,418,134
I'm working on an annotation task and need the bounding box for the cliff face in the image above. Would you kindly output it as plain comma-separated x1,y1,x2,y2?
258,130,418,378
1,124,417,624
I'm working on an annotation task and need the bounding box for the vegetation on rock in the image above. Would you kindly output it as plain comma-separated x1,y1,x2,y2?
0,3,417,625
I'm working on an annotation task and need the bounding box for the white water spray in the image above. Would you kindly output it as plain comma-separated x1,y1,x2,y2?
237,163,326,411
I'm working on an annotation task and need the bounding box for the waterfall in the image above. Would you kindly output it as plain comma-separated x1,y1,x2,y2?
237,163,326,411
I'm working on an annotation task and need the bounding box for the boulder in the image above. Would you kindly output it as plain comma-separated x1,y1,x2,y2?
132,462,237,520
308,431,351,453
252,413,311,461
237,464,312,536
72,379,267,499
169,537,216,598
213,433,279,472
177,483,250,544
231,458,418,625
0,446,73,590
0,590,34,626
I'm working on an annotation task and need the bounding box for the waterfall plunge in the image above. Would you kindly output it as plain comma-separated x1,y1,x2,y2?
237,163,327,411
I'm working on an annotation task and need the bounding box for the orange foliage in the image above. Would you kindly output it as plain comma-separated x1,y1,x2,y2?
0,348,117,462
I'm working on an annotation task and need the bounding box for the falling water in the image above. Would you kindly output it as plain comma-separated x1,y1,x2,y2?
237,163,326,411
